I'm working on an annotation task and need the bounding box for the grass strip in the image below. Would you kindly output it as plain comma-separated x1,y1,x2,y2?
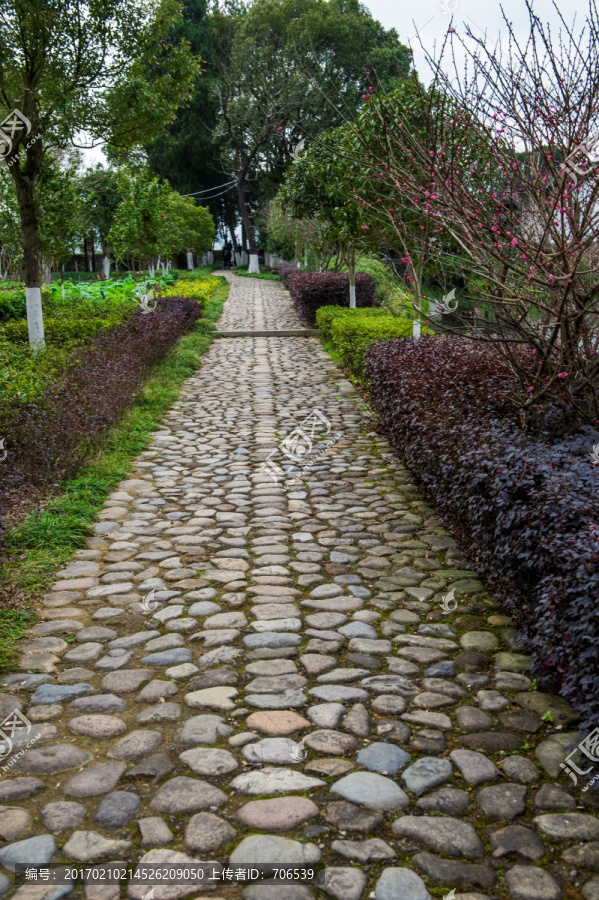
0,276,229,672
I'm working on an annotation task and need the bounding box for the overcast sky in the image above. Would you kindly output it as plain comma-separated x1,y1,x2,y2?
366,0,591,82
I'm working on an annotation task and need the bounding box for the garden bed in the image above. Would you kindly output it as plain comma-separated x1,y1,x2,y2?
366,336,599,730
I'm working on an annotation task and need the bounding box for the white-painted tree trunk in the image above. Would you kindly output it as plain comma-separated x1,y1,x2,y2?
187,252,194,270
26,287,45,350
207,251,214,265
88,259,93,273
248,253,260,274
103,256,110,279
413,316,421,339
349,284,356,309
235,252,243,267
148,264,155,277
264,252,271,267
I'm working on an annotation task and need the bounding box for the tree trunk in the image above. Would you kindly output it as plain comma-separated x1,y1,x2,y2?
347,245,356,309
187,251,194,270
103,255,110,279
83,236,89,273
90,232,96,273
237,180,259,274
14,177,45,349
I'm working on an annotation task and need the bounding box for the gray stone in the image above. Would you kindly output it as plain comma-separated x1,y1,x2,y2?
500,756,539,784
401,756,453,794
489,825,546,860
69,694,126,713
356,742,411,775
19,744,92,774
321,867,367,900
243,738,300,765
331,772,409,811
174,714,233,745
0,778,44,802
331,838,395,862
0,834,56,871
230,768,325,795
310,685,369,703
140,648,192,666
307,703,345,729
476,783,527,820
391,816,483,858
0,807,32,842
245,689,307,709
417,788,471,815
179,747,238,776
375,868,432,900
450,749,498,784
62,830,132,862
64,762,127,797
237,797,319,832
534,813,599,840
136,701,181,724
41,802,85,832
230,834,321,865
29,683,92,704
533,784,576,811
67,715,126,738
94,791,141,828
505,865,562,900
150,776,227,813
108,729,162,759
184,812,237,852
138,816,174,847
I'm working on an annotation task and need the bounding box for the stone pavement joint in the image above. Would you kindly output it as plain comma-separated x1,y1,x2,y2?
0,272,596,900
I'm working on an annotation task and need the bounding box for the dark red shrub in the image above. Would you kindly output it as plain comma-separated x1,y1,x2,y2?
0,297,202,525
277,262,302,285
289,272,376,326
366,336,599,730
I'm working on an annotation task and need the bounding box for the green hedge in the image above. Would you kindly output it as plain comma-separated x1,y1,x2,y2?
316,307,432,379
316,306,388,342
0,316,115,345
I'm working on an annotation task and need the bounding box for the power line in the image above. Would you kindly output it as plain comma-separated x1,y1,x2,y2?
183,179,237,197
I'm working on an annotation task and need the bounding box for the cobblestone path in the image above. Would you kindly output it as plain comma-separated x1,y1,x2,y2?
1,273,597,900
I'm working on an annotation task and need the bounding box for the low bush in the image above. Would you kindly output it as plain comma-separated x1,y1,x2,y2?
164,276,221,300
289,272,376,326
366,336,599,730
0,316,115,345
0,297,203,523
316,306,388,342
0,284,26,322
277,262,301,285
330,314,430,379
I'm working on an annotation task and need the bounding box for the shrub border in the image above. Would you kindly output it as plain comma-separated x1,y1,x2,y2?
0,276,229,672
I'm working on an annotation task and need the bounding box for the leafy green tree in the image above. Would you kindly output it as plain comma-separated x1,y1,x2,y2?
78,166,122,277
279,128,375,305
109,169,165,275
0,0,199,348
158,187,214,269
213,0,410,273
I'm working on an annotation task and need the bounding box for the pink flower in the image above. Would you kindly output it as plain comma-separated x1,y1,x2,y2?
511,238,518,246
368,87,374,93
557,372,568,378
527,387,533,393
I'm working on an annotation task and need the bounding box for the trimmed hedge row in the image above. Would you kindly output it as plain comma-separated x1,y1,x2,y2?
0,297,203,521
366,336,599,730
277,262,302,285
316,306,426,378
289,272,376,326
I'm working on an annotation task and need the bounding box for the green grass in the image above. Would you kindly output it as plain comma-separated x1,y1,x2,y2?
0,609,37,673
234,266,280,281
0,275,229,672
